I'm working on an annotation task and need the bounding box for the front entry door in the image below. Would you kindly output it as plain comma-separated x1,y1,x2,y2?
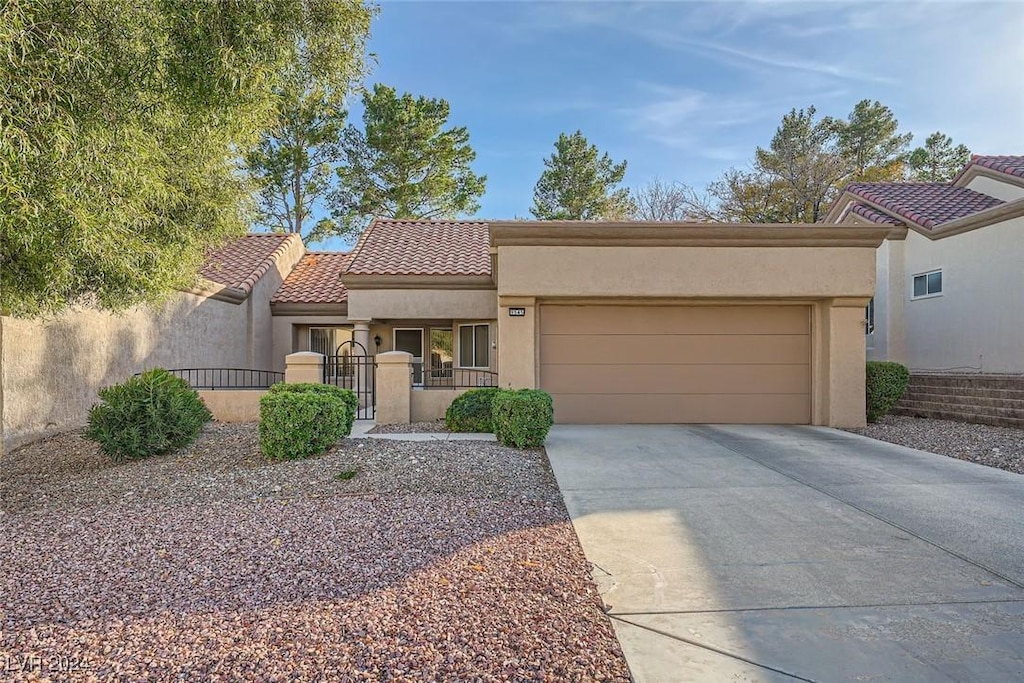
394,328,424,385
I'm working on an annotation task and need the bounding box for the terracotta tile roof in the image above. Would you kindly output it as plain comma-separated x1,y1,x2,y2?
961,155,1024,180
271,252,350,304
345,219,492,277
199,233,299,294
848,202,902,226
845,182,1003,229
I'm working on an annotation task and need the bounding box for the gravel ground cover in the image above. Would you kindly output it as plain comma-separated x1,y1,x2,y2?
848,415,1024,475
1,424,630,682
367,420,450,435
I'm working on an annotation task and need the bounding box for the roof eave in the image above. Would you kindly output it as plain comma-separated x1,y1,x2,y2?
341,273,496,290
487,221,891,248
271,301,349,316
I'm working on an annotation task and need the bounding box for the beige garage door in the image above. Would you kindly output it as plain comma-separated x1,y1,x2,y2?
540,305,811,424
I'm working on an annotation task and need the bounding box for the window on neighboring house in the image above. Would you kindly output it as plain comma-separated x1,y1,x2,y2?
912,269,942,299
458,324,489,368
865,297,875,335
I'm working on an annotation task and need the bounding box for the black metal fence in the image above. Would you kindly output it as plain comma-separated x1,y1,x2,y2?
412,362,498,389
324,353,376,419
162,368,283,389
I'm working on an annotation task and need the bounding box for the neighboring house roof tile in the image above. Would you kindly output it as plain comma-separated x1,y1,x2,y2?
959,155,1024,181
199,233,299,294
845,182,1003,229
271,252,350,304
848,202,903,226
345,219,492,276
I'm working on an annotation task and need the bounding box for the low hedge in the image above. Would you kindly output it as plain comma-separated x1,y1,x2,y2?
267,382,359,434
85,368,211,462
865,361,910,422
259,383,355,460
445,387,501,432
492,389,554,448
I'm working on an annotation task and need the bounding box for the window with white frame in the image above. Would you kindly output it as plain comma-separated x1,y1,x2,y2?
865,297,875,335
458,324,489,368
912,269,942,299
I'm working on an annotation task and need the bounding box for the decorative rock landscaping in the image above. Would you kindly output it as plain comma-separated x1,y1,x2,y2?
0,424,630,681
849,414,1024,475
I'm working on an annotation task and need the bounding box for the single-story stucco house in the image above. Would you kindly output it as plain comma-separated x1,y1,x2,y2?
822,155,1024,427
824,155,1024,375
1,219,888,451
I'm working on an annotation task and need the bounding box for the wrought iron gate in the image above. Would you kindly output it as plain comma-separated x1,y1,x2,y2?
323,340,375,420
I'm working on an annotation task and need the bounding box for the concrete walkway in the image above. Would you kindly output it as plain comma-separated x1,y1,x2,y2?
349,420,496,441
545,424,1024,682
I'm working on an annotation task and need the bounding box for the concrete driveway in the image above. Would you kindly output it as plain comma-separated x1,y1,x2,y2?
545,424,1024,682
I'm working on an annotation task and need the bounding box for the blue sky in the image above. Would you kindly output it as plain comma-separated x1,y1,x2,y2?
315,0,1023,248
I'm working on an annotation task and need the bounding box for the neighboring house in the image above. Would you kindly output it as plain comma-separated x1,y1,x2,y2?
824,155,1024,374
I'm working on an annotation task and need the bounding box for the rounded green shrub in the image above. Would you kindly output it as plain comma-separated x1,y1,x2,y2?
492,389,554,448
260,383,354,460
85,368,212,462
445,387,501,433
865,361,910,422
267,383,359,434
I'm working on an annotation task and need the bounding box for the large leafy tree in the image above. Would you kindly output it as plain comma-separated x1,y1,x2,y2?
245,1,374,241
2,0,362,318
907,132,972,181
708,169,793,223
708,100,917,223
835,99,913,182
755,106,848,223
531,130,631,220
327,84,486,236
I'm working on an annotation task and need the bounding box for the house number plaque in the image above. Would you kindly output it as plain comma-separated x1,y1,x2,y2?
508,307,526,317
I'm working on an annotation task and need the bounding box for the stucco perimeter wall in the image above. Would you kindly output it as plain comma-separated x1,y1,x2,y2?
411,388,470,422
902,216,1024,373
198,389,265,422
497,246,876,298
1,294,251,453
347,289,497,321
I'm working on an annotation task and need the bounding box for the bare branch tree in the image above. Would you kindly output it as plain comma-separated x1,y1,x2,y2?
629,178,717,221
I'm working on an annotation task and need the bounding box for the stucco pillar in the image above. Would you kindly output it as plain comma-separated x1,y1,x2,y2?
497,297,537,389
886,239,907,364
285,352,325,384
375,351,412,424
352,321,371,355
827,299,870,428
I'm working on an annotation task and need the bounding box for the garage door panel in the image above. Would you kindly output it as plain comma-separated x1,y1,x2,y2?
541,305,809,335
541,334,810,366
539,304,812,424
551,393,811,424
541,363,810,395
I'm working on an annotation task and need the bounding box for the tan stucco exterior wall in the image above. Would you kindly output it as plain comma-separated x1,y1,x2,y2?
496,246,876,299
347,289,497,321
965,176,1024,202
2,240,304,454
198,389,265,422
410,388,470,422
1,294,259,453
494,244,877,428
899,216,1024,373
